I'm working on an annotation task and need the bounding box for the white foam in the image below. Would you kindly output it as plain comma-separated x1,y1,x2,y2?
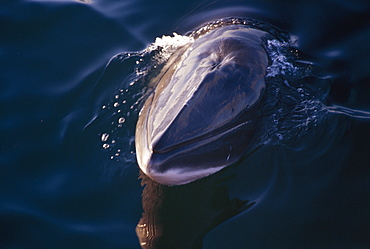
265,39,297,77
146,33,194,61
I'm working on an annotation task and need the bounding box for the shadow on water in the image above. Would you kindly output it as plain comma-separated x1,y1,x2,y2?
136,170,254,249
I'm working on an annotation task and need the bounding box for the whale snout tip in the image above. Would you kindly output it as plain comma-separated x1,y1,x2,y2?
138,151,225,185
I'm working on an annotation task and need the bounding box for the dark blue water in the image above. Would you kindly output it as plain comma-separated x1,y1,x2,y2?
1,0,369,248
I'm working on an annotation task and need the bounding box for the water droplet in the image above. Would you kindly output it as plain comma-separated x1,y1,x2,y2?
101,133,109,142
102,143,110,149
118,117,125,123
276,133,284,140
113,102,119,107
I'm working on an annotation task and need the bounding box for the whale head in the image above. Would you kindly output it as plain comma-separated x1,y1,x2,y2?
135,25,269,185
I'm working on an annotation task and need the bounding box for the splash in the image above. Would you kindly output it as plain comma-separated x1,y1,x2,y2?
146,33,194,62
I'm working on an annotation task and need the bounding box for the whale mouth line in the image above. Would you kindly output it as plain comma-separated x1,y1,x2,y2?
152,119,253,154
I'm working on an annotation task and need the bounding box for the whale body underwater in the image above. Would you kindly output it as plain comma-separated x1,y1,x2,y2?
135,24,273,185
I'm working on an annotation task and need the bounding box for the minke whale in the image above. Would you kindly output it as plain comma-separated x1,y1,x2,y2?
135,24,270,185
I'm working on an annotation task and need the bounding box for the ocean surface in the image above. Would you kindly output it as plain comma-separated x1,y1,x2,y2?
1,0,369,248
